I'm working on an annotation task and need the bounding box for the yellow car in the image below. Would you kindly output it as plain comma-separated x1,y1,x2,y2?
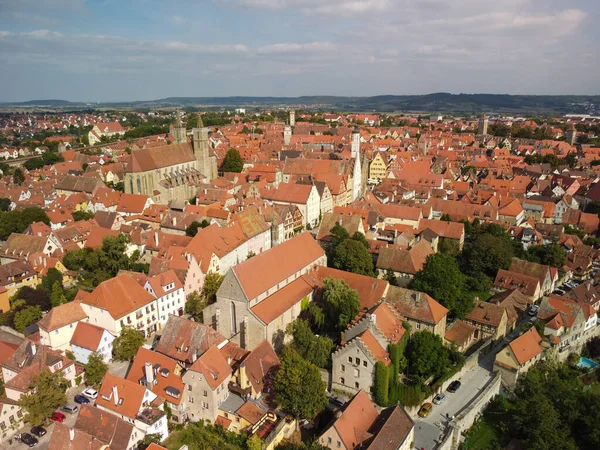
418,402,432,418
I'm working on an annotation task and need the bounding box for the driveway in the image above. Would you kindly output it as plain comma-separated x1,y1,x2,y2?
108,359,131,378
8,410,78,450
412,350,496,450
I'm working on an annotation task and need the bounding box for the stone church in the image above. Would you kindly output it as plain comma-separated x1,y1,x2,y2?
124,114,218,203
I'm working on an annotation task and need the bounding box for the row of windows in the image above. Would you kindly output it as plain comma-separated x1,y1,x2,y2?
339,378,360,389
347,356,368,367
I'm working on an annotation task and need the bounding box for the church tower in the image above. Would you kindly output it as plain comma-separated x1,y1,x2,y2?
566,124,577,146
193,117,211,180
351,125,360,159
478,114,489,136
283,125,292,146
351,126,362,201
289,109,296,127
172,109,187,144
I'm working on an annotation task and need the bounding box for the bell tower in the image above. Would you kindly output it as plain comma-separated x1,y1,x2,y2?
193,116,211,180
172,109,187,144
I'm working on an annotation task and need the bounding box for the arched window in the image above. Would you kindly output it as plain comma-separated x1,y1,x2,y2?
230,302,237,334
136,178,142,194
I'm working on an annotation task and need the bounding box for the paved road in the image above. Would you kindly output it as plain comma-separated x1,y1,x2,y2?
412,350,496,450
8,359,131,449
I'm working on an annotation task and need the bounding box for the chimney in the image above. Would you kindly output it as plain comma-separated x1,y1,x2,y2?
204,189,207,195
31,344,37,356
172,217,177,227
145,362,154,385
370,313,376,322
154,232,159,247
112,385,119,405
69,429,75,441
43,257,47,268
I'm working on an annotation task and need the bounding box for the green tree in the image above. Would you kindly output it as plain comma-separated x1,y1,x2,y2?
50,281,67,307
460,230,516,279
136,433,163,450
383,269,398,286
0,207,50,240
185,291,207,322
405,331,450,384
13,168,25,185
321,277,360,331
526,243,566,268
222,148,244,173
246,434,263,450
185,219,210,237
72,210,94,221
112,326,145,361
409,253,473,319
41,267,63,295
14,305,42,332
0,197,10,211
287,319,334,368
19,369,68,426
373,362,390,406
84,352,109,387
332,239,374,276
202,272,224,302
274,347,327,420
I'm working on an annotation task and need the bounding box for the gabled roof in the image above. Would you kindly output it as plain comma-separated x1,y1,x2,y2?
240,340,279,394
231,232,325,301
189,345,232,390
97,373,146,420
126,347,184,405
508,327,543,365
48,423,105,450
82,272,156,320
37,301,87,332
362,404,414,450
70,321,110,351
376,240,434,275
328,390,379,449
75,404,134,450
385,287,448,325
127,142,195,173
465,300,507,328
155,315,226,365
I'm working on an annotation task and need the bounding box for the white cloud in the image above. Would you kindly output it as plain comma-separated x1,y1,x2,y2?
257,41,336,54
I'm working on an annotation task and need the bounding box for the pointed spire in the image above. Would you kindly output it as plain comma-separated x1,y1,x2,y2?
198,115,204,128
175,108,182,128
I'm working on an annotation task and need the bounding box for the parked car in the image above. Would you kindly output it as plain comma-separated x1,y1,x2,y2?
30,426,46,437
433,393,446,405
74,394,90,404
418,402,433,418
51,412,66,423
83,388,98,399
447,380,461,393
62,404,79,415
18,432,38,447
528,305,539,316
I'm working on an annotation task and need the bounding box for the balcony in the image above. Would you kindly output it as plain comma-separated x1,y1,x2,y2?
136,407,165,426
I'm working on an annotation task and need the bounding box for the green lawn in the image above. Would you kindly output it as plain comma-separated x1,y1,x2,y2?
461,419,500,450
460,396,514,450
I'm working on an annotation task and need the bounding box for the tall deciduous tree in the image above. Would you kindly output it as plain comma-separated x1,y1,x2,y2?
85,352,109,387
287,319,334,368
332,239,374,276
405,331,450,384
409,253,473,319
19,370,68,426
50,281,67,307
13,168,25,185
321,277,360,331
274,347,327,420
41,267,63,296
14,305,42,332
112,326,145,361
201,273,224,303
185,291,207,322
222,148,244,173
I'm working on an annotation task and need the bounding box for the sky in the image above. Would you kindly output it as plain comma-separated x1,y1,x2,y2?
0,0,598,102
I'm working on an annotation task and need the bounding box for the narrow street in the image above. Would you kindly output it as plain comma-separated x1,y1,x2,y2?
412,350,496,450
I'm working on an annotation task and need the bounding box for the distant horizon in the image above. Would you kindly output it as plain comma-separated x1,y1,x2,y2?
3,92,600,105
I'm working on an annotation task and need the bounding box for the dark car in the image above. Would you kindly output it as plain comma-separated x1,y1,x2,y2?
447,380,461,393
74,394,90,404
30,426,46,437
19,433,38,447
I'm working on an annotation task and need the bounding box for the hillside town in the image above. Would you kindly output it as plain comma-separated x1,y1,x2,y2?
0,107,600,450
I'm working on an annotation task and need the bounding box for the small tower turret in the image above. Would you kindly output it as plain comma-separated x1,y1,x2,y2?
172,109,187,144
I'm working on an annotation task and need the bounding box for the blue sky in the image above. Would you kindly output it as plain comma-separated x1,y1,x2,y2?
0,0,598,102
